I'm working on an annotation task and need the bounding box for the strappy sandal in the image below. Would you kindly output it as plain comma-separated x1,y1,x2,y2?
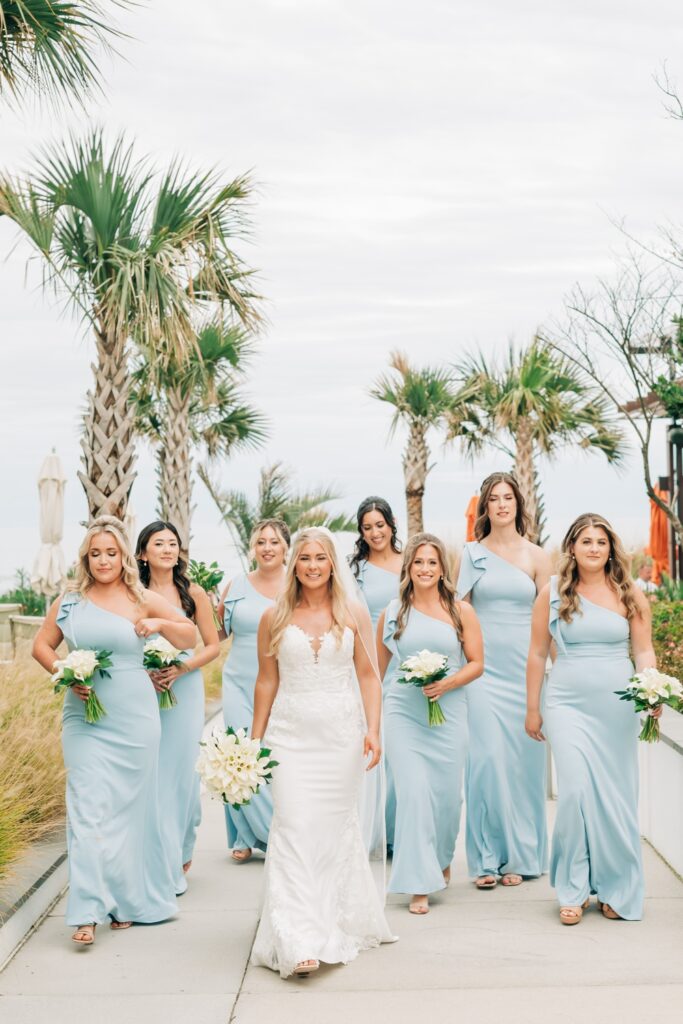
597,900,621,920
559,899,589,925
409,895,430,915
475,875,498,890
72,924,96,945
501,874,523,887
110,919,132,930
293,959,319,976
231,848,252,863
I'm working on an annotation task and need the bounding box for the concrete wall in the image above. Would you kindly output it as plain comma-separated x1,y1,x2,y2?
639,706,683,877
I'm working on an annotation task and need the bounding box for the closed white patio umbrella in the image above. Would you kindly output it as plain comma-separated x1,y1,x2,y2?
31,450,67,599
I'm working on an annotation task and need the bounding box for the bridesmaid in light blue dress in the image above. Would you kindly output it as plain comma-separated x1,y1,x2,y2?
136,521,220,895
350,496,403,846
378,533,483,914
32,516,196,946
219,519,290,861
457,472,551,889
526,513,656,924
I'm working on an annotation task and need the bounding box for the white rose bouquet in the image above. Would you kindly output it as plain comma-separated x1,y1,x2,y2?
615,667,682,742
52,648,113,724
143,637,183,709
195,726,279,808
397,649,449,727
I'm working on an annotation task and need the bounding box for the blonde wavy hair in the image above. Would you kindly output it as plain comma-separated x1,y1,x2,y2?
67,516,145,604
269,528,349,655
248,518,291,565
557,513,639,623
393,533,463,642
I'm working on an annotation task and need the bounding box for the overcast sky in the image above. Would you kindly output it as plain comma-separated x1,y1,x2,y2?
2,0,683,586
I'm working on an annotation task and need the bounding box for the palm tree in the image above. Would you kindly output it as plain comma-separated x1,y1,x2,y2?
370,350,457,536
132,318,268,550
0,130,260,520
198,462,356,568
0,1,129,107
447,338,626,542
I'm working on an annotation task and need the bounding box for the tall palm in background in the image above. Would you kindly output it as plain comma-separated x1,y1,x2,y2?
0,130,260,520
448,338,626,543
371,350,457,536
0,1,129,107
198,462,355,568
132,318,267,549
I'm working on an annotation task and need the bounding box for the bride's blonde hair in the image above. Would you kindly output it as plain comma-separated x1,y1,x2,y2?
67,516,145,603
269,528,349,655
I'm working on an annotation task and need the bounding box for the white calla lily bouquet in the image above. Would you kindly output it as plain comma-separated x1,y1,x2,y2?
615,667,682,742
196,726,279,808
398,649,449,726
143,637,183,709
52,648,113,723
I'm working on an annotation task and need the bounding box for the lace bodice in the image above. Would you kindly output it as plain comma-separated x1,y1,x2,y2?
277,624,356,694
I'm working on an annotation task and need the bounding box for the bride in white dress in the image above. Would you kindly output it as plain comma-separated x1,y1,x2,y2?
251,528,395,978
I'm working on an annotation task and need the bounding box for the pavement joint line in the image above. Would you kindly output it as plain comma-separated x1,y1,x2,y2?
643,838,683,883
230,918,260,1022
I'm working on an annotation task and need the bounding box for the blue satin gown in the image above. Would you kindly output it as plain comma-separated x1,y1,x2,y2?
57,593,177,926
356,559,400,847
457,542,547,878
383,600,469,894
545,577,644,918
222,574,274,852
157,609,204,895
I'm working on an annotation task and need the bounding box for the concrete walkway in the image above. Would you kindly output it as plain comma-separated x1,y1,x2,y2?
1,796,682,1024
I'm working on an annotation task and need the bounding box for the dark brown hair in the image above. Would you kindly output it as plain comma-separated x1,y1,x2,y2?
135,520,196,620
393,532,463,643
557,513,640,623
474,472,530,540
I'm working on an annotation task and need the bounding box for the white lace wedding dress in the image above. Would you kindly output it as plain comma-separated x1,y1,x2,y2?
251,624,395,978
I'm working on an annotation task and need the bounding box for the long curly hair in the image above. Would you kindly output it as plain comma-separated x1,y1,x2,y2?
393,532,463,643
474,472,530,540
349,496,401,577
269,528,349,655
557,513,639,623
67,516,145,603
135,520,196,621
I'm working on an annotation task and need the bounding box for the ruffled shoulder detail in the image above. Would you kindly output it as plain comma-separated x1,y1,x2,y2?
382,598,400,656
223,574,248,635
354,558,368,589
548,575,567,654
56,591,80,629
456,542,487,599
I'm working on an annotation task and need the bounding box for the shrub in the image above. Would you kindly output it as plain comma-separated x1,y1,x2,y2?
0,569,46,616
651,599,683,706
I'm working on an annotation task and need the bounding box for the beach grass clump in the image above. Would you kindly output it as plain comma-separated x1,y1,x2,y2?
0,658,66,879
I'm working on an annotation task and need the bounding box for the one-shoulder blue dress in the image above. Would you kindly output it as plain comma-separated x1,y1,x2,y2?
157,608,204,895
222,574,274,852
457,542,547,878
57,594,177,926
356,559,400,846
545,577,644,919
382,600,469,894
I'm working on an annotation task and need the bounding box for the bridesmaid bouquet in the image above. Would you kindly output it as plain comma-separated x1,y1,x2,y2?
187,559,224,628
398,649,449,727
196,726,278,808
143,637,183,709
52,648,113,724
615,668,683,742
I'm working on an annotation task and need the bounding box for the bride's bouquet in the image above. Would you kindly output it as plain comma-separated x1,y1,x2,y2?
398,649,449,727
187,559,225,628
52,648,113,724
196,726,279,808
615,667,682,742
143,637,183,709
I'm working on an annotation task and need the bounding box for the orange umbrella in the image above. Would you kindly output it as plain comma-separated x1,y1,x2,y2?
648,485,670,585
465,494,478,542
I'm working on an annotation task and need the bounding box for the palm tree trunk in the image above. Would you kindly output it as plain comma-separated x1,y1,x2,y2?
78,330,136,521
513,415,540,543
403,420,430,537
158,386,193,552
